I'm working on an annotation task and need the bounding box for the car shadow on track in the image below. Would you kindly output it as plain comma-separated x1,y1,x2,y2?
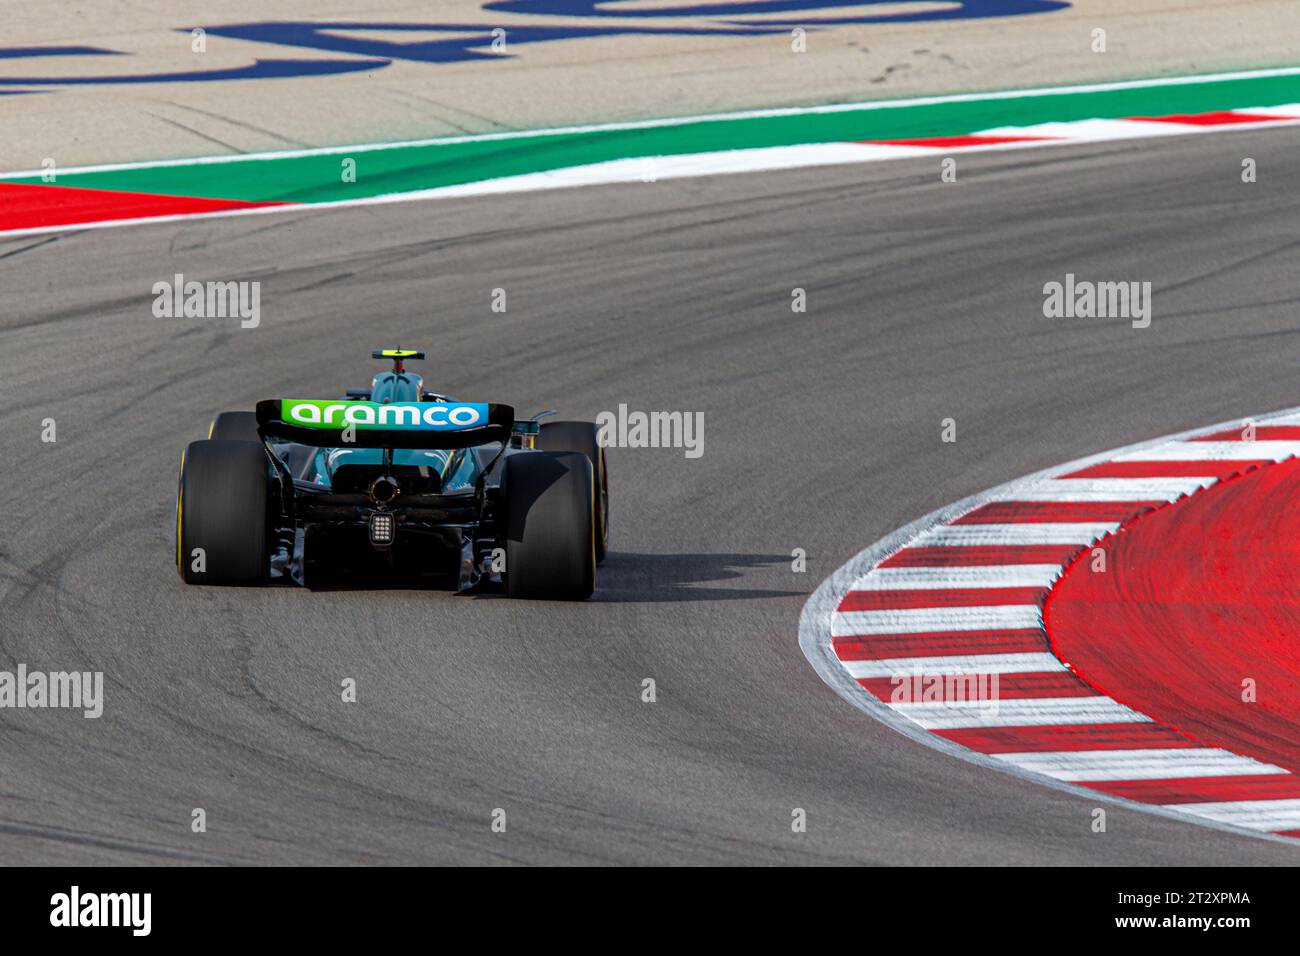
294,552,807,602
590,551,808,603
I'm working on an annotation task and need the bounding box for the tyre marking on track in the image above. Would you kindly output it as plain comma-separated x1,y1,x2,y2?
799,406,1300,844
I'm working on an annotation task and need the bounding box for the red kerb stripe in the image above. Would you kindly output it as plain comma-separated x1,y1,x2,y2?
833,630,1047,661
0,182,287,232
1134,111,1285,126
837,587,1046,612
1081,774,1300,803
937,722,1198,754
953,501,1160,523
864,134,1057,148
880,545,1083,567
858,671,1094,702
1062,460,1262,479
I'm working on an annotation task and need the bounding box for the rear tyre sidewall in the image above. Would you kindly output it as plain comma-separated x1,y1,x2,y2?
208,410,260,442
503,451,595,600
178,439,270,585
538,420,608,563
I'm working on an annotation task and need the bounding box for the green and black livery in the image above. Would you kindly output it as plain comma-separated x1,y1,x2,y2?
176,349,608,599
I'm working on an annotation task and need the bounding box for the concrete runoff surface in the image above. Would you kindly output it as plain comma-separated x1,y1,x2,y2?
0,126,1297,863
0,0,1298,168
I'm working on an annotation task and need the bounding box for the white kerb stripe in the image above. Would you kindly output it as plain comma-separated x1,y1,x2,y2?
1170,799,1300,831
842,652,1066,679
910,522,1119,546
989,477,1213,502
1230,104,1300,119
420,143,929,199
994,748,1285,781
1114,441,1300,462
979,118,1214,142
833,605,1041,636
849,565,1062,590
888,696,1145,730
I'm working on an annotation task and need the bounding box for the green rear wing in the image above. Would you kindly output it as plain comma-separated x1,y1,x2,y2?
256,399,514,449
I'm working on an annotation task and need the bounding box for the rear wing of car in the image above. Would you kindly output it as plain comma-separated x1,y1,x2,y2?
255,399,514,449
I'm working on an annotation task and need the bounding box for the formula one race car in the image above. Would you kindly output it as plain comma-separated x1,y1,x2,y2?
175,349,608,599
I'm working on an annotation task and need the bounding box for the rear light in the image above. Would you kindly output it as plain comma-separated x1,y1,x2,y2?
369,513,395,547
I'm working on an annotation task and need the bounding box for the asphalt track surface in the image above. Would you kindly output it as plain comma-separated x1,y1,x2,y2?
0,127,1297,865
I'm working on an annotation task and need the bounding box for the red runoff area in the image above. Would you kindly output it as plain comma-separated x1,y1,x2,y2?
1046,456,1300,778
0,182,285,231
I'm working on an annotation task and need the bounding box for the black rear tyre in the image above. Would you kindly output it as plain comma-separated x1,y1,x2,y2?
209,410,260,442
503,451,595,599
177,439,270,585
539,420,608,563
